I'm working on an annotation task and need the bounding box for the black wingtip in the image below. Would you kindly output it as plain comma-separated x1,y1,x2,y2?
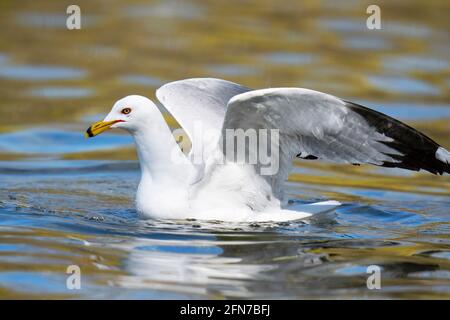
346,101,450,176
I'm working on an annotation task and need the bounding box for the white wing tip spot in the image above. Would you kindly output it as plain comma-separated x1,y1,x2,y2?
436,147,450,164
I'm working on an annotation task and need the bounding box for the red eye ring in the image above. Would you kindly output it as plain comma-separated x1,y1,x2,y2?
122,108,132,115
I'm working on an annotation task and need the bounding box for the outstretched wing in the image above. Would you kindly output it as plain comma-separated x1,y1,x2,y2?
156,78,251,161
222,88,450,198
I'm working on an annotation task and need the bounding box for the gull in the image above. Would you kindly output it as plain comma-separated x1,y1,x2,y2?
86,78,449,222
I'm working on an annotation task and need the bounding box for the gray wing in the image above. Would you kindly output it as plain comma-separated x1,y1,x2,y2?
156,78,251,161
222,88,450,198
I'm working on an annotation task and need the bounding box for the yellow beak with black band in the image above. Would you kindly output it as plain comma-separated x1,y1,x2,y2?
85,120,123,138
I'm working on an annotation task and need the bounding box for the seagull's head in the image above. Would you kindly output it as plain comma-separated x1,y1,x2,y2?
85,95,158,138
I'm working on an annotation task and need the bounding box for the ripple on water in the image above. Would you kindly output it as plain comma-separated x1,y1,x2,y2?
318,18,364,33
383,55,449,72
261,52,316,65
207,64,259,77
136,245,223,255
318,18,433,39
367,75,440,95
384,22,432,38
0,53,8,64
0,65,86,81
0,129,132,154
352,100,450,120
335,264,377,276
28,87,94,99
16,12,99,28
343,36,391,50
119,75,165,87
125,2,205,20
0,272,70,294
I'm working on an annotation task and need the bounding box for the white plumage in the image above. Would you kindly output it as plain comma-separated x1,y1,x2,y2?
86,78,449,222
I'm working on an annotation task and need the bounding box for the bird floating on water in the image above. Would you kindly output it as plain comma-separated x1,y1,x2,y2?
86,78,449,222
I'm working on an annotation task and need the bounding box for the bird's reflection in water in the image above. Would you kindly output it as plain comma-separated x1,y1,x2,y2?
111,219,335,298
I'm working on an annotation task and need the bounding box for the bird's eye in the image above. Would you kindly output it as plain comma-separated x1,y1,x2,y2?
122,108,132,115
